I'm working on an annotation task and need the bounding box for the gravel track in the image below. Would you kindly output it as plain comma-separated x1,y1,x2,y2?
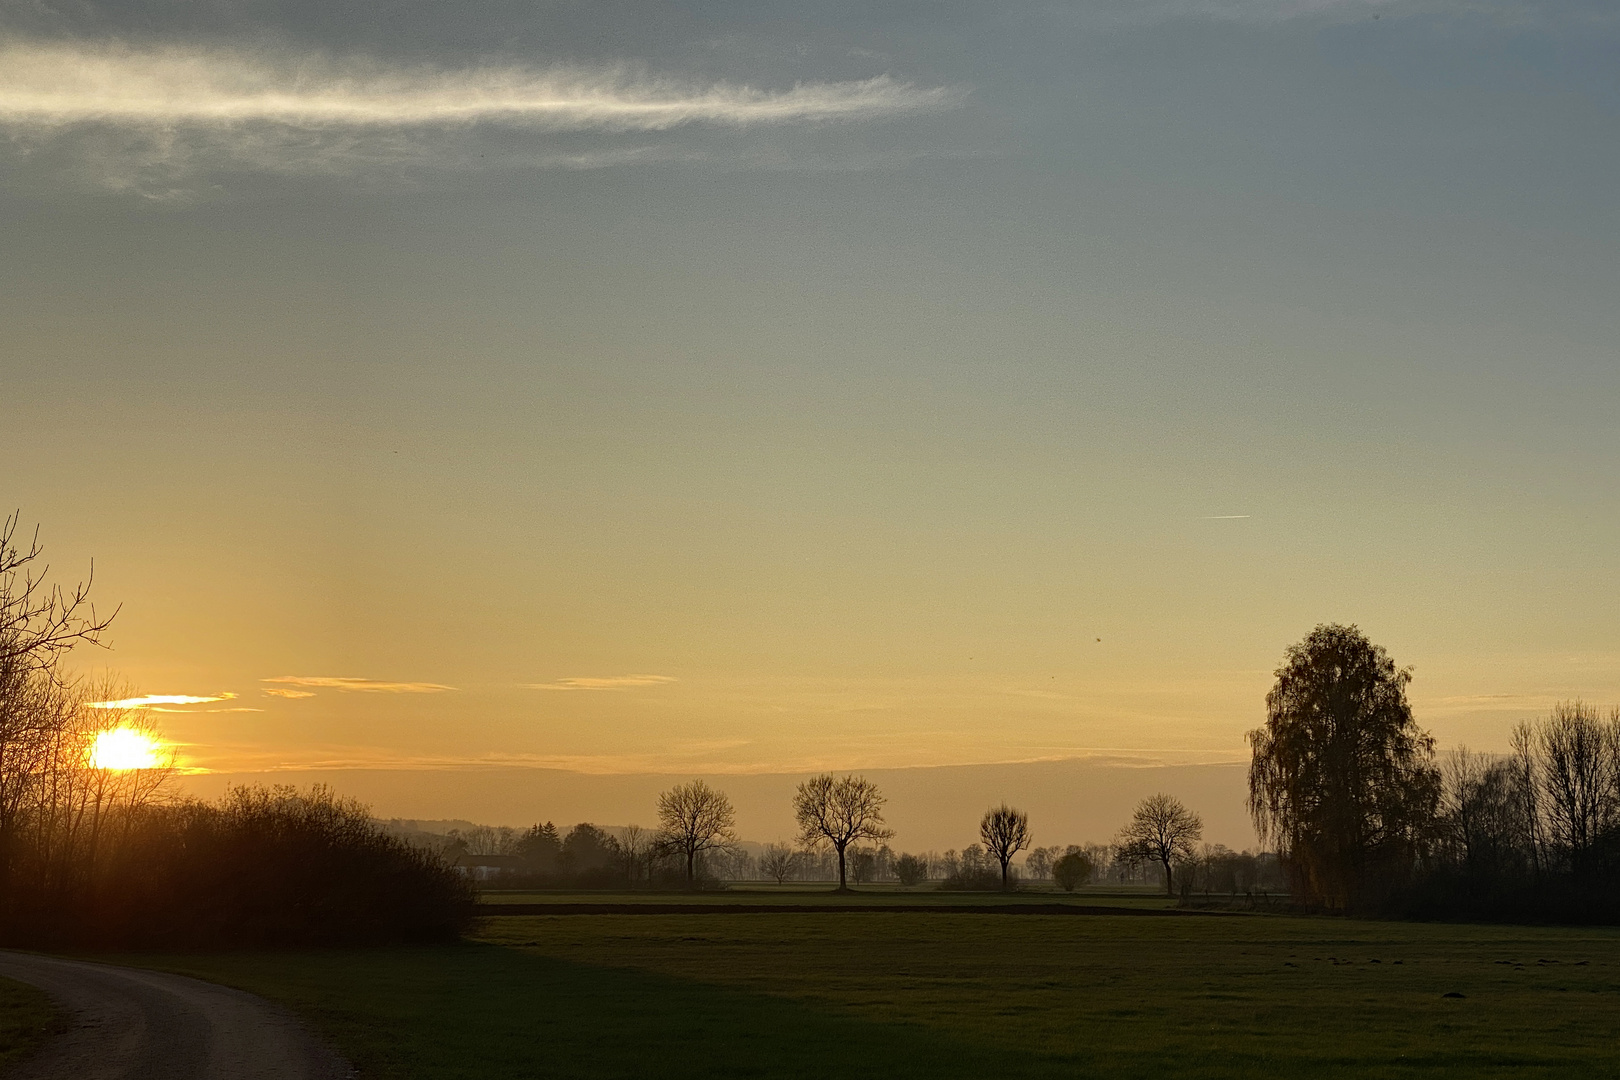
0,952,351,1080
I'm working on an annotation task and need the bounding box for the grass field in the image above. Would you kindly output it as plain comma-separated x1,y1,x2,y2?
123,906,1620,1080
476,884,1182,908
0,975,57,1068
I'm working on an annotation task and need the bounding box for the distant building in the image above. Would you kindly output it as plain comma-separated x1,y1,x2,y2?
451,853,524,880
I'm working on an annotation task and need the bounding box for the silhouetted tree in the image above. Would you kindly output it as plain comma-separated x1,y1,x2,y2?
1440,748,1528,882
1052,846,1093,892
979,804,1031,890
759,842,800,884
1248,624,1440,908
1535,701,1618,878
792,773,894,890
0,513,117,671
1116,794,1202,896
656,780,737,886
514,821,562,871
561,823,619,876
893,853,928,886
617,824,656,886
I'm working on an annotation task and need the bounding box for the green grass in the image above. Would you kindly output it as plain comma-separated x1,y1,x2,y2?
0,975,58,1068
476,883,1180,908
124,912,1620,1079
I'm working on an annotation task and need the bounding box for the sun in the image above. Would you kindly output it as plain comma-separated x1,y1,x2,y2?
89,728,164,771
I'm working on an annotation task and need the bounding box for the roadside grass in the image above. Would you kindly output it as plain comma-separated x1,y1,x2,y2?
0,975,57,1068
125,913,1620,1079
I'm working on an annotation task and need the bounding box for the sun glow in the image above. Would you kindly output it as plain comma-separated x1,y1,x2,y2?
89,728,164,770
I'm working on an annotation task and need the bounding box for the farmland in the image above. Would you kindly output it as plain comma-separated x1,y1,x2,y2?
127,897,1620,1080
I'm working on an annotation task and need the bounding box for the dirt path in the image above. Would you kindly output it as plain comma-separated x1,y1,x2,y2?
0,952,351,1080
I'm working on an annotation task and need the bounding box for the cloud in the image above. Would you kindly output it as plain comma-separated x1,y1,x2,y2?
263,676,457,693
262,687,317,699
0,38,958,193
0,39,952,132
525,674,677,691
88,693,236,709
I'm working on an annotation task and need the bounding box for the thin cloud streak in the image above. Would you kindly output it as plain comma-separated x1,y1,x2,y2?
263,676,457,694
525,674,678,691
88,693,235,709
0,41,956,131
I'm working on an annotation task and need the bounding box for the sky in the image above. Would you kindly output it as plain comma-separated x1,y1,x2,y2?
4,0,1618,841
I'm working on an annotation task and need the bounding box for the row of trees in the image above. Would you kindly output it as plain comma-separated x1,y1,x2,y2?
1249,623,1620,920
464,771,1226,894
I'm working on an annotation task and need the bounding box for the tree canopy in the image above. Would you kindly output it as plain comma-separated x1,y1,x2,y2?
979,804,1031,890
656,779,737,886
1248,623,1439,908
792,774,893,890
1115,794,1202,896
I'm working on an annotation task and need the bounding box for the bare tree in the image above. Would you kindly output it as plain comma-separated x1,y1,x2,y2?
759,842,800,884
979,804,1031,890
1115,794,1203,896
1441,747,1528,880
1510,722,1545,877
0,513,118,673
792,773,894,890
1024,846,1057,881
618,824,656,886
1537,701,1619,876
656,779,737,887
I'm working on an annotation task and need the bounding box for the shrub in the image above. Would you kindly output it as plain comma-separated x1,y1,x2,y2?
1053,849,1094,892
4,785,476,949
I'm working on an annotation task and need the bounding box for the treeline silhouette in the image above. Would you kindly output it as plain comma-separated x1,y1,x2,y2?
1251,624,1620,922
1402,702,1620,922
0,516,473,948
11,516,1616,931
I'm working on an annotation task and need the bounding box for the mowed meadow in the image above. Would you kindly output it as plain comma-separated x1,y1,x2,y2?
122,901,1620,1080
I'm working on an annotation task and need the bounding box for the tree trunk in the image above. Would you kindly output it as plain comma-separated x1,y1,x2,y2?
837,843,848,890
1001,858,1010,891
686,848,696,887
1162,857,1174,896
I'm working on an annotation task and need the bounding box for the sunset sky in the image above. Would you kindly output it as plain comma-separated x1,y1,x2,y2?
5,1,1617,835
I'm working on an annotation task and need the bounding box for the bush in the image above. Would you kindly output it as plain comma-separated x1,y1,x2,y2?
893,853,929,886
937,867,1003,891
1053,849,1094,892
2,785,476,949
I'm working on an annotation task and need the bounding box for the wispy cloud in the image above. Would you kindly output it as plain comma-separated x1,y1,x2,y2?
0,40,953,131
0,39,957,192
88,693,236,709
263,676,457,694
1200,514,1251,519
525,674,677,691
262,687,317,699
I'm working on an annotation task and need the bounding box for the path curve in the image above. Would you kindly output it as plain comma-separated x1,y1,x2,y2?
0,951,352,1080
